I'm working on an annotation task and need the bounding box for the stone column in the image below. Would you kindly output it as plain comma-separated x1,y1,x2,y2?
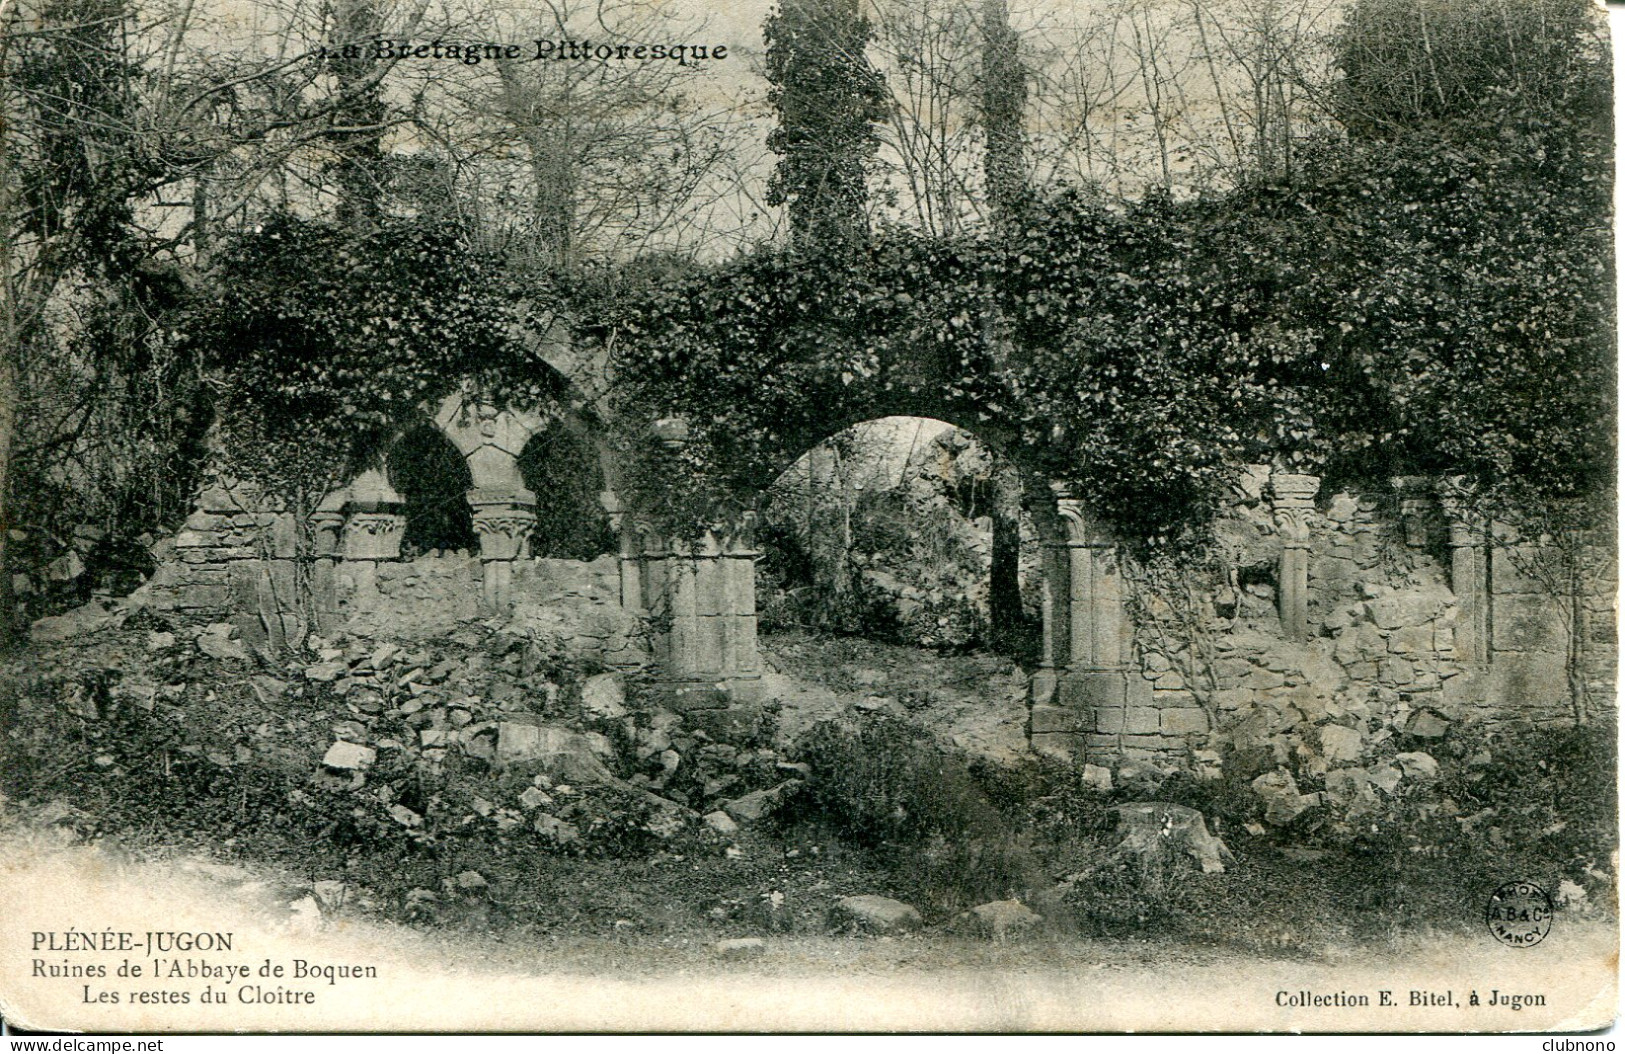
1438,483,1489,666
1056,496,1128,671
1028,491,1136,760
603,490,646,614
308,501,347,632
1393,475,1434,548
721,513,761,679
1270,471,1320,641
467,487,537,614
341,468,406,607
171,475,264,614
1029,517,1070,709
341,513,405,605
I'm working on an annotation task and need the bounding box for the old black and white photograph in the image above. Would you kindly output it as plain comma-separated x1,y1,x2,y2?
0,0,1616,1033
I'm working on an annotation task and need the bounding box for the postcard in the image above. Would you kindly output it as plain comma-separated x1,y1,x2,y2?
0,0,1616,1034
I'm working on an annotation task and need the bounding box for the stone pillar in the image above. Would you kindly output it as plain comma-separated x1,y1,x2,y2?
604,490,646,614
467,487,536,614
1057,497,1127,670
1270,471,1319,641
341,467,406,607
633,516,762,708
171,476,265,614
1438,484,1490,666
308,500,347,632
1029,489,1136,760
1393,475,1435,548
721,514,761,679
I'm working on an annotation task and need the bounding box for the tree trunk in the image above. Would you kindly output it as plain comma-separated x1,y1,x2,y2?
980,0,1026,229
0,337,17,649
987,459,1024,657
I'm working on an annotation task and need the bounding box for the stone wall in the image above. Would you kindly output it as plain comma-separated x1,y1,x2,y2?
143,444,1613,774
1028,467,1618,766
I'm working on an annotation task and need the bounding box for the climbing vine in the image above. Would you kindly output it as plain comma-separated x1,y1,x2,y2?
593,114,1611,546
182,213,566,504
181,98,1612,557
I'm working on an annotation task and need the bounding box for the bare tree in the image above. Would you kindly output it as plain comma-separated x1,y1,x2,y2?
869,0,984,234
405,0,761,268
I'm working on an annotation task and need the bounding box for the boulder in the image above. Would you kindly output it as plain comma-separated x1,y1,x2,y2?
496,724,614,783
197,623,249,661
518,787,554,812
305,661,348,683
1111,803,1235,875
534,814,580,844
1324,768,1378,815
969,899,1043,938
1368,763,1403,794
1115,761,1169,797
1405,708,1451,739
829,895,922,934
1081,764,1114,793
1251,769,1315,827
723,780,803,823
1318,724,1364,764
31,602,117,643
703,810,739,835
1394,751,1441,781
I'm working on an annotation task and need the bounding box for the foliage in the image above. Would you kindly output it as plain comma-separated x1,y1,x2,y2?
764,0,888,253
598,75,1611,544
1332,0,1607,142
785,716,1040,913
181,214,563,509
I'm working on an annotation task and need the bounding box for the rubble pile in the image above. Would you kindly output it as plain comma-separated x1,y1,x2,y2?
11,610,801,862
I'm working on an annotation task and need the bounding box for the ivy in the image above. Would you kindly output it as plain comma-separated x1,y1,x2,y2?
596,121,1611,545
181,100,1611,554
180,213,565,509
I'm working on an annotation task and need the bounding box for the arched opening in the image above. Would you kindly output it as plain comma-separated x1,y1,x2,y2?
387,425,477,556
759,416,1042,659
517,422,614,559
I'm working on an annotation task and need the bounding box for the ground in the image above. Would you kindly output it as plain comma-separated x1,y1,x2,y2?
0,823,1614,1031
0,611,1617,1031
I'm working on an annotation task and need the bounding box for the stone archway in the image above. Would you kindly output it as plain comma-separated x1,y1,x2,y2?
614,413,1139,749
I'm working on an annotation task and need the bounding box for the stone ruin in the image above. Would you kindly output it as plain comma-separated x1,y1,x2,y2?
135,388,1618,768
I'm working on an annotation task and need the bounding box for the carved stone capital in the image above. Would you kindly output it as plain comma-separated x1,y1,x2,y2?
468,489,537,561
1392,475,1435,548
1273,506,1315,549
309,511,347,558
722,511,759,554
1269,471,1320,550
1055,497,1109,547
1436,480,1488,548
342,512,405,561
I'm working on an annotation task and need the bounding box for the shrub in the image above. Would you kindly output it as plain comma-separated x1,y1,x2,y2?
786,716,1042,914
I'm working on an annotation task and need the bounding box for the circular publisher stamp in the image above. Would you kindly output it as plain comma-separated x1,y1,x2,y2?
1485,880,1553,947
